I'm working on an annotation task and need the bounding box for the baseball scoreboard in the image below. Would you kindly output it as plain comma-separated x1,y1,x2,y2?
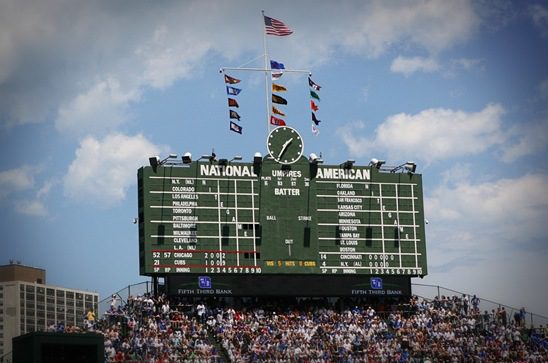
138,156,427,286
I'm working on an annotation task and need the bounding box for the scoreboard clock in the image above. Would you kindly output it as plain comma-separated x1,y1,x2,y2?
267,126,304,164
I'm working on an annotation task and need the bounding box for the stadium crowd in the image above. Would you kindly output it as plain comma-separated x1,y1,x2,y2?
51,292,547,362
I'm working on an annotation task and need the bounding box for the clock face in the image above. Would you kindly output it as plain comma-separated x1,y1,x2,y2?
267,126,304,164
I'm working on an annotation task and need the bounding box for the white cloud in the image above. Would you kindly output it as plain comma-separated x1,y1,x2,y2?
0,0,481,129
63,133,162,205
423,171,548,315
390,56,440,76
15,199,47,217
540,79,548,100
337,104,506,164
339,0,479,56
500,79,548,162
501,120,548,162
426,173,548,239
0,165,35,198
55,77,140,136
530,3,548,38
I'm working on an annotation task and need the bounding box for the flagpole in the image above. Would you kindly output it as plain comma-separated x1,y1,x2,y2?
262,10,271,135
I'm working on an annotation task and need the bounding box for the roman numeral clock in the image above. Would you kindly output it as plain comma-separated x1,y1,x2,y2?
267,126,304,164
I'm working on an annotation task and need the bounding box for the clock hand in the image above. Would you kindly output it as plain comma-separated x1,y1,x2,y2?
278,138,293,159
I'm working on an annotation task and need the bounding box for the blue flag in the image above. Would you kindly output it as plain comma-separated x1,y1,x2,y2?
230,121,242,134
270,60,285,70
226,86,242,95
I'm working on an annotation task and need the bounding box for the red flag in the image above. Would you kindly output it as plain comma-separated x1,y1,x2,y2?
310,100,319,112
228,98,239,108
224,74,241,84
270,115,286,126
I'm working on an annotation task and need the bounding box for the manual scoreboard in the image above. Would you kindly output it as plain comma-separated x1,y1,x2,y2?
138,157,427,281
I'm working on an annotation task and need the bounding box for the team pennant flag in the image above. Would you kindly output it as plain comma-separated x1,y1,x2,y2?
312,112,321,125
310,90,320,101
271,72,283,80
308,77,321,91
272,94,288,105
264,15,293,36
228,98,239,108
229,110,241,121
226,86,242,96
270,115,286,126
272,83,287,92
312,124,320,136
272,106,286,116
270,60,285,70
230,121,242,134
310,100,319,112
224,74,241,84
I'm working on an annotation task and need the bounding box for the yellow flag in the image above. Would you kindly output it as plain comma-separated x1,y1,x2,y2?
272,83,287,92
272,106,286,116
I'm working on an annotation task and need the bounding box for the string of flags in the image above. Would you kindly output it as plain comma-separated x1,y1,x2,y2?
308,77,322,136
222,15,324,136
224,74,243,134
270,59,288,126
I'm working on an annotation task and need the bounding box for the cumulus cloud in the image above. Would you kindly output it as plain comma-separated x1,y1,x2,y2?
63,133,162,205
423,171,548,313
390,56,440,76
15,199,47,217
530,3,548,38
500,79,548,162
339,0,479,56
426,172,548,238
0,0,481,130
55,77,141,136
337,104,506,164
0,165,35,198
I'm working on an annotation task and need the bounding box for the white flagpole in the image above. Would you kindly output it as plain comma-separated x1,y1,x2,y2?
262,10,271,135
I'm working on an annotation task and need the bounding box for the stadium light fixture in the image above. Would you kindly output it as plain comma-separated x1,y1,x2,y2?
198,153,215,162
149,156,160,168
218,155,242,166
391,161,417,174
342,159,355,169
308,153,323,164
369,158,386,169
182,152,192,164
404,161,417,173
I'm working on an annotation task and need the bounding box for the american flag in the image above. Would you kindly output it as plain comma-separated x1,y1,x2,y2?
264,15,293,36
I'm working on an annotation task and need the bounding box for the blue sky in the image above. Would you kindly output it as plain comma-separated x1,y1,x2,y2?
1,0,547,315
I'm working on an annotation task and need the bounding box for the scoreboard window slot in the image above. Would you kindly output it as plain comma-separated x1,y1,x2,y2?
244,252,261,259
255,224,262,245
335,226,341,245
222,224,230,245
393,227,400,248
304,227,311,247
157,224,165,245
365,227,373,247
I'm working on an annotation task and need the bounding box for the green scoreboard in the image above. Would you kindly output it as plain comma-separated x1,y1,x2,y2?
138,156,428,285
